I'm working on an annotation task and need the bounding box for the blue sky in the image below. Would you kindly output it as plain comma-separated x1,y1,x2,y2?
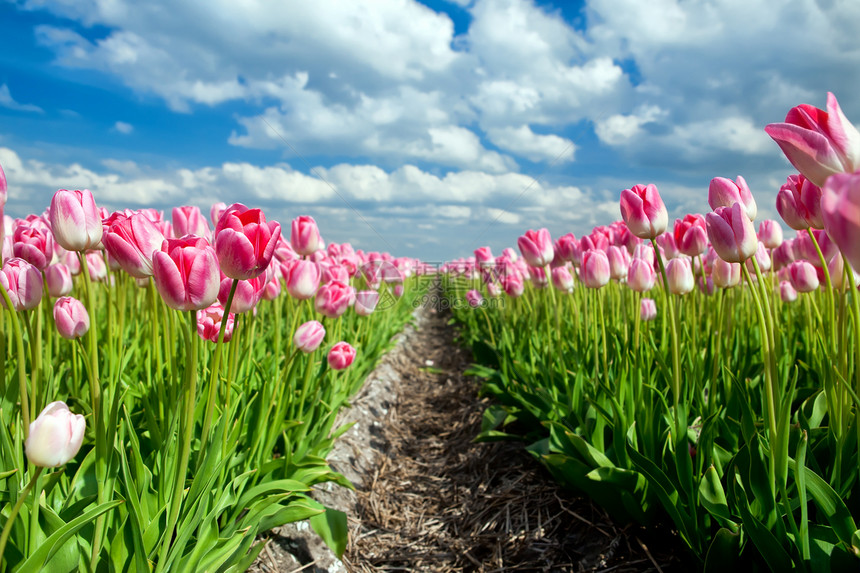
2,0,859,262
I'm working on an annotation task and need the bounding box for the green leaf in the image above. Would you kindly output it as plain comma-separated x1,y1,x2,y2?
309,505,349,559
788,458,859,553
698,465,737,531
732,474,793,572
704,527,741,573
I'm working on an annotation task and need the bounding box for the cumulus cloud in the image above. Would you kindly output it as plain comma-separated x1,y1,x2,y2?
0,84,44,113
595,105,666,146
113,121,134,134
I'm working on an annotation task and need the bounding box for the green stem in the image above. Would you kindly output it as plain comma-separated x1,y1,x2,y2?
0,286,31,435
0,466,44,564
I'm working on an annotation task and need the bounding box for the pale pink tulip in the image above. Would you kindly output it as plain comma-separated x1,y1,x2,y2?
49,189,103,252
821,171,860,272
294,320,325,353
789,260,819,292
619,183,668,239
45,263,73,297
25,401,85,467
580,249,610,289
53,296,90,339
173,205,211,240
285,259,321,300
779,280,798,303
315,280,352,318
640,298,657,321
708,176,757,221
290,215,322,257
627,258,656,292
551,266,574,293
757,220,784,249
1,257,43,310
196,303,235,343
666,258,694,295
706,203,758,263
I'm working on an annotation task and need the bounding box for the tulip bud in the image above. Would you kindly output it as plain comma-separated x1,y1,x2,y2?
666,257,694,295
606,246,630,281
789,260,819,292
103,213,165,278
1,257,43,310
706,203,758,263
53,296,90,339
328,341,356,371
86,251,107,281
708,176,757,221
474,246,494,268
551,266,574,293
517,228,554,267
25,401,85,467
466,289,484,308
49,189,103,252
294,320,325,353
354,290,380,316
640,298,657,321
765,92,860,187
674,214,708,257
13,221,53,270
776,175,824,231
173,205,211,240
555,233,578,262
218,274,266,314
45,263,73,297
286,259,321,300
580,249,610,289
712,259,741,289
779,280,798,303
757,220,784,249
745,241,772,274
620,183,668,239
627,258,656,292
291,215,322,257
503,273,524,297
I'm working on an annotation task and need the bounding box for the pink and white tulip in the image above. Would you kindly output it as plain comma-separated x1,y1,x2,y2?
25,401,86,467
49,189,103,252
619,184,668,240
53,296,90,339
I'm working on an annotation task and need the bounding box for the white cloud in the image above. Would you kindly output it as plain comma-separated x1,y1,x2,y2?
0,84,44,113
113,121,134,134
486,125,575,162
595,105,666,146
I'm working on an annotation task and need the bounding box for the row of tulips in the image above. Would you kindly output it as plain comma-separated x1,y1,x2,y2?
0,167,425,572
448,92,860,571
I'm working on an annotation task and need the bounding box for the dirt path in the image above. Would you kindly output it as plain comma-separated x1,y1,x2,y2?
253,302,691,572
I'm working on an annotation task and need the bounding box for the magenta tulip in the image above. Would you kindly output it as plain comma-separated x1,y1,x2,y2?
290,215,322,257
294,320,325,353
474,246,494,268
25,401,85,467
214,203,281,280
152,236,220,311
196,303,235,343
1,257,43,310
555,233,578,262
640,298,657,321
315,280,352,318
217,273,266,314
706,203,758,263
674,214,708,257
45,263,73,297
517,228,554,267
53,296,90,339
776,174,824,231
619,183,668,239
708,176,757,221
580,249,610,289
821,171,860,272
328,341,356,371
13,221,53,270
764,92,860,187
103,213,165,278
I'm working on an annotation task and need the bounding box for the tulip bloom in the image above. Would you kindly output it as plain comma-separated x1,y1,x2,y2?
619,183,668,239
789,260,820,293
627,258,656,292
45,263,73,297
757,219,784,249
214,203,281,280
474,246,494,268
712,259,741,289
25,401,86,467
674,214,708,257
328,341,356,371
551,266,574,293
706,203,758,263
555,233,578,262
354,290,380,316
315,280,352,318
764,92,860,187
53,296,90,339
217,273,266,314
779,280,798,303
466,289,484,308
173,205,211,240
13,221,53,270
606,246,630,281
517,228,554,267
152,236,220,311
580,249,610,289
640,298,657,321
821,171,860,272
103,213,165,278
294,320,325,353
86,251,107,281
285,259,321,300
291,215,322,257
502,273,524,297
49,189,103,252
196,303,235,343
776,175,824,231
708,176,757,221
666,257,694,295
1,257,43,310
321,263,350,285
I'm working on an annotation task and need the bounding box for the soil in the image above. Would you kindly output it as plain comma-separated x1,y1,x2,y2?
250,299,693,573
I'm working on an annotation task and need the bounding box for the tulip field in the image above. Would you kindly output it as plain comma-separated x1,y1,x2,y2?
2,91,860,572
446,92,860,571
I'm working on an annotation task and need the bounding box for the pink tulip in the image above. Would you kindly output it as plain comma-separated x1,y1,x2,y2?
285,259,321,300
210,202,227,227
776,175,824,231
354,290,380,316
771,240,795,271
85,251,107,281
712,259,741,289
697,275,715,296
555,233,578,262
24,401,85,467
764,92,860,187
640,298,657,321
13,221,53,270
779,280,798,303
328,341,356,371
708,176,757,221
633,243,655,266
0,162,6,208
196,303,235,343
619,183,668,240
666,257,694,295
214,203,281,280
261,271,281,301
53,296,90,339
529,265,548,288
655,232,680,259
1,258,43,311
503,273,524,297
103,213,165,278
706,203,758,263
486,281,501,298
315,280,352,318
49,189,103,252
757,220,784,249
606,246,630,281
173,205,211,240
789,260,819,292
674,214,708,257
551,266,575,293
474,246,494,268
580,249,610,289
321,264,350,285
745,241,772,274
45,263,73,298
152,236,220,311
290,215,322,257
217,273,266,314
517,228,554,267
294,320,325,353
627,258,656,292
466,289,484,308
821,171,860,272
